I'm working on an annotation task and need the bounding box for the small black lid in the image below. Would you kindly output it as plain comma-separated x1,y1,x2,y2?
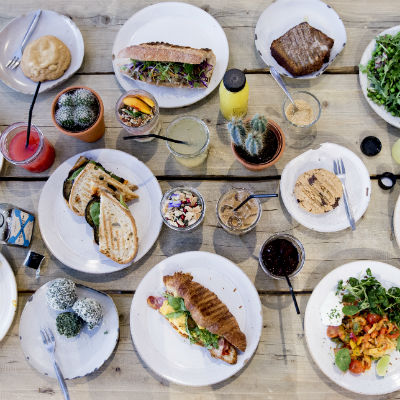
378,172,396,190
360,136,382,156
223,69,246,92
23,251,45,270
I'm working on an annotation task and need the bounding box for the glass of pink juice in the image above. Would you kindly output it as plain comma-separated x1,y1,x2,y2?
0,122,55,173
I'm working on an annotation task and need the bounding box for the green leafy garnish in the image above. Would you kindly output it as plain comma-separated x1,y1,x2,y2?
68,166,85,181
397,337,400,351
336,268,400,325
119,195,128,209
342,305,360,316
89,202,100,226
335,348,351,372
360,31,400,117
163,293,219,349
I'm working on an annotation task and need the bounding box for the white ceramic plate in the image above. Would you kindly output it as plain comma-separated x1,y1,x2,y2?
19,280,119,379
255,0,346,79
0,252,17,341
38,149,162,274
280,143,371,232
112,2,229,108
305,260,400,395
130,251,262,386
392,192,400,248
359,26,400,129
0,9,84,94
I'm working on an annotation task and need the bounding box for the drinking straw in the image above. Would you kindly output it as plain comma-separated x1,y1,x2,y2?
233,193,278,211
123,134,188,144
26,81,41,148
285,274,300,315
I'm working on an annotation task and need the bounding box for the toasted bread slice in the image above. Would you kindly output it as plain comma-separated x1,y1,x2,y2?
118,42,216,89
147,296,238,364
118,42,214,64
270,22,334,76
68,162,138,216
97,190,138,264
163,272,247,352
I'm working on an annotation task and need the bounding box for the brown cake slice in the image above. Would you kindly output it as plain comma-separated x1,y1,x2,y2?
270,22,334,76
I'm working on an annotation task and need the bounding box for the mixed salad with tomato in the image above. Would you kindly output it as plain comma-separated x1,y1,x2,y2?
326,269,400,375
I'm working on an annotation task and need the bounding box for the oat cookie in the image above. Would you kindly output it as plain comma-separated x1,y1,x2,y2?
294,168,343,214
21,35,71,82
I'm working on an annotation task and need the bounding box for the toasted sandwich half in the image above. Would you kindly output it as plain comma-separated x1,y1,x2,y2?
63,156,138,216
85,189,138,264
147,272,246,364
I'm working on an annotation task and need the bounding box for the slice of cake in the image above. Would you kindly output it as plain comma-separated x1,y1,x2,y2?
270,22,334,76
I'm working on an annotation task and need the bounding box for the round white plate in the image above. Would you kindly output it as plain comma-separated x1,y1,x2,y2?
255,0,346,79
359,25,400,129
0,252,17,341
38,149,162,274
112,2,229,108
19,280,119,379
280,143,371,232
0,9,84,94
392,192,400,248
305,260,400,395
130,251,262,386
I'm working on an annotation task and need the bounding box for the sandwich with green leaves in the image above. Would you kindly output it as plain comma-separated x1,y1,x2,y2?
147,272,247,364
117,42,216,89
85,189,138,264
63,156,138,216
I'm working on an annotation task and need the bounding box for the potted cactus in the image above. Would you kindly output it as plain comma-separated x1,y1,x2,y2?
228,114,285,171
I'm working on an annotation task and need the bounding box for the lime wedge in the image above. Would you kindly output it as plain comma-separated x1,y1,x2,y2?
376,355,391,376
392,139,400,164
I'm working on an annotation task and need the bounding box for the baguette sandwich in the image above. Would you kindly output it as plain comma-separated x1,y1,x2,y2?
85,189,138,264
117,42,216,89
147,272,246,364
63,156,138,216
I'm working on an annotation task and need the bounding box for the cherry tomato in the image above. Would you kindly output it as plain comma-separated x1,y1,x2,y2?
366,313,382,325
327,326,340,338
388,330,400,339
349,360,365,374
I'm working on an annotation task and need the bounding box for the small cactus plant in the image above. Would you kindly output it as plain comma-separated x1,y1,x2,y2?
227,118,247,147
227,114,269,157
245,131,263,156
250,114,268,134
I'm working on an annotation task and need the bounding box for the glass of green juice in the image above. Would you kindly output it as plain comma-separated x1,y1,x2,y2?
166,116,210,168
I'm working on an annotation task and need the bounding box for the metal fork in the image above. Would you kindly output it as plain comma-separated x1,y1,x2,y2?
6,9,42,69
40,328,70,400
333,158,356,231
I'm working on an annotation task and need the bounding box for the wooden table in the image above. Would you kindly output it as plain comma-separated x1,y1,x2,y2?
1,1,400,399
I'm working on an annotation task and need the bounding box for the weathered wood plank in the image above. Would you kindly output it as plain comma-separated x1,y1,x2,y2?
0,0,399,73
1,74,399,178
1,179,399,293
0,293,398,400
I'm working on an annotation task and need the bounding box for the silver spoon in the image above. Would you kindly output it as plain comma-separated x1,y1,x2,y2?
269,66,298,111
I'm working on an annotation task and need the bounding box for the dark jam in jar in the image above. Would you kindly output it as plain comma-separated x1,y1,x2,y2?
261,238,299,277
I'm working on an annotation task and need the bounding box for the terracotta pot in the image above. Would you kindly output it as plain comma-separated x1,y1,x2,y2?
51,86,105,143
231,119,285,171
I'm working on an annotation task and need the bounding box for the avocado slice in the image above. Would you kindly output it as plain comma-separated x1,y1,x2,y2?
85,196,100,245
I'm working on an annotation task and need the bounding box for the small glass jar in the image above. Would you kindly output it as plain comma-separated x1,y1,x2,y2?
160,186,205,232
259,233,305,280
115,89,161,142
282,91,321,130
216,188,261,235
0,122,55,173
166,116,210,168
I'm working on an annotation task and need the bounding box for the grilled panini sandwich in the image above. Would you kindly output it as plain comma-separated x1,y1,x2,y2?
117,42,216,89
85,189,138,264
63,156,138,216
270,22,334,76
148,272,246,364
